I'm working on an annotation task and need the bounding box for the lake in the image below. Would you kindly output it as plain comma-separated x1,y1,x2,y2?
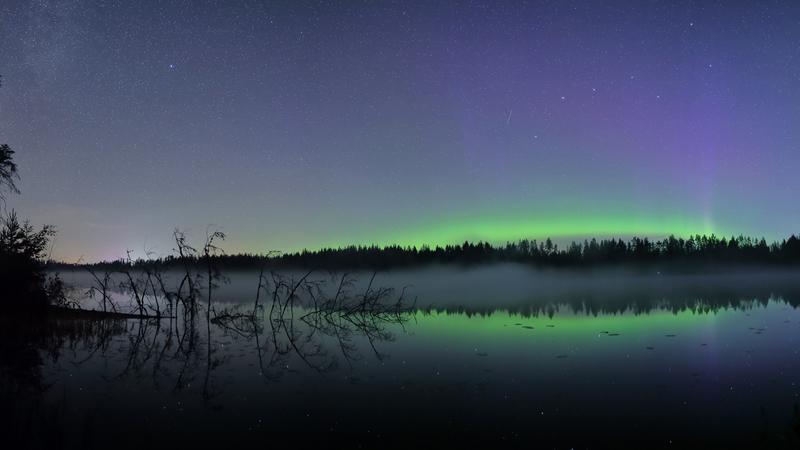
4,264,800,448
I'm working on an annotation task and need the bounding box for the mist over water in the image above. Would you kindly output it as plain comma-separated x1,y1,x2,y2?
57,264,800,313
5,265,798,448
4,0,800,446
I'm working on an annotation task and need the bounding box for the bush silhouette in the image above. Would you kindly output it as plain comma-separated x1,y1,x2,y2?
0,145,58,312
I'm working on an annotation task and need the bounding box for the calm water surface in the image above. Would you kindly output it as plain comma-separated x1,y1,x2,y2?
4,265,800,448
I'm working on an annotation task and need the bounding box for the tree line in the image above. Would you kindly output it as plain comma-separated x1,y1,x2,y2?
54,233,800,271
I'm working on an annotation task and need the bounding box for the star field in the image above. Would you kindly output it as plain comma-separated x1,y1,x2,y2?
1,0,799,261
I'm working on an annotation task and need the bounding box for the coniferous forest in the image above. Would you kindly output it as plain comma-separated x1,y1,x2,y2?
5,2,800,448
52,233,800,271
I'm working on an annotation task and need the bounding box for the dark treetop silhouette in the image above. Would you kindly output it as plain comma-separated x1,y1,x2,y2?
0,144,19,200
53,233,800,272
0,144,64,311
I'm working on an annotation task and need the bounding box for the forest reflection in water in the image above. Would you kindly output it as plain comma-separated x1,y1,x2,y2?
4,268,800,448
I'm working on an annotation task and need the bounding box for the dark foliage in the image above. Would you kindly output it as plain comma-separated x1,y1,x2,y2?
0,143,19,201
57,233,800,271
0,211,58,311
0,142,63,312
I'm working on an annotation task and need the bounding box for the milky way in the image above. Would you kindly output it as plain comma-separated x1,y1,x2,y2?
1,1,799,261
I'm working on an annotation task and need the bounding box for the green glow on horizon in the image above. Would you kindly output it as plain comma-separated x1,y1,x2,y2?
312,213,723,251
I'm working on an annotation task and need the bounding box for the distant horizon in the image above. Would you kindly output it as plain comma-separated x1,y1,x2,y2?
4,1,800,264
22,212,735,263
50,229,798,265
41,212,732,262
5,2,800,446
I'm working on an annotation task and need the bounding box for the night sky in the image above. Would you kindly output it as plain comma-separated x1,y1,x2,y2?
1,1,799,262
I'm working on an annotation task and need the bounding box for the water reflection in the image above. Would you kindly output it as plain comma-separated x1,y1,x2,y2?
0,314,128,448
5,270,800,448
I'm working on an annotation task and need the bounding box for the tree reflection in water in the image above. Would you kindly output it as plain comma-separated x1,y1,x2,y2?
6,269,800,448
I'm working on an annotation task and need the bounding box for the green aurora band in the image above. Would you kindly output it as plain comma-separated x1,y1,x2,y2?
314,213,723,251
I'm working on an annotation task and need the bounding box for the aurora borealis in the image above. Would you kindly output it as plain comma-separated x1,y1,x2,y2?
1,1,799,261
